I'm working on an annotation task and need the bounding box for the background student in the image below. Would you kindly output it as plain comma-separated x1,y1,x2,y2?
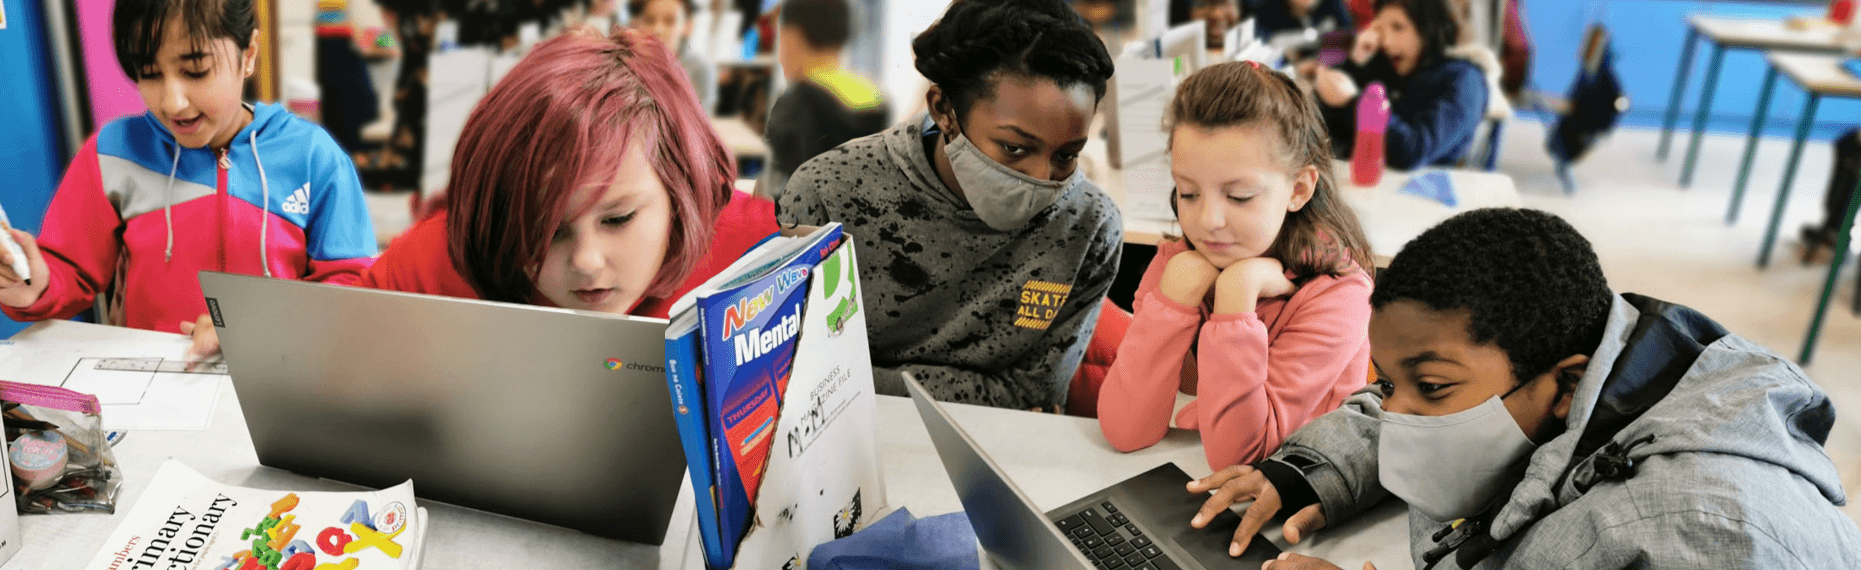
760,0,889,201
776,0,1120,412
1190,208,1861,569
1097,61,1374,471
1306,0,1486,169
630,0,718,112
1250,0,1354,40
0,0,378,358
361,26,776,319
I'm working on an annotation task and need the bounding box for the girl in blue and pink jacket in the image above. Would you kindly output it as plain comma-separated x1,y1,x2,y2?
0,0,376,354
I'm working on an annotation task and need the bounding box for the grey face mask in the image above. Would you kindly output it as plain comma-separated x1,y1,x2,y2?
943,130,1081,231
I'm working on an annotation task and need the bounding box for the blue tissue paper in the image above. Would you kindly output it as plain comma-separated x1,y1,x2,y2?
1399,171,1458,207
808,508,980,570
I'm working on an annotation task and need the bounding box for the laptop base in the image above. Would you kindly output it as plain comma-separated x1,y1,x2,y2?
1045,463,1283,570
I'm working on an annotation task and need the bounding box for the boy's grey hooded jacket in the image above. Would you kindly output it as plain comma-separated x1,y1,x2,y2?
1259,293,1861,569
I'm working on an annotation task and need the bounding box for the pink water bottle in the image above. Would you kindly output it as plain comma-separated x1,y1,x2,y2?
1352,82,1390,187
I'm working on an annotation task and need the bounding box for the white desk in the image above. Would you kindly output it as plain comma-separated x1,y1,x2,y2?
713,117,770,161
3,321,682,570
6,321,1413,570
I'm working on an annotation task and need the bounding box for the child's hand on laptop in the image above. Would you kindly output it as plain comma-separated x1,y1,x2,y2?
1262,552,1368,570
179,313,221,361
1187,464,1329,558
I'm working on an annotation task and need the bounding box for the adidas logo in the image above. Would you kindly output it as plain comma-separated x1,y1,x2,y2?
282,184,310,215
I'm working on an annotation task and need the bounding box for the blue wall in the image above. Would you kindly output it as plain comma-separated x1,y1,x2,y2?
0,0,71,338
1525,0,1858,141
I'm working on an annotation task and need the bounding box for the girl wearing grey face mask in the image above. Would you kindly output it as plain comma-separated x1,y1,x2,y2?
773,0,1124,413
926,114,1086,232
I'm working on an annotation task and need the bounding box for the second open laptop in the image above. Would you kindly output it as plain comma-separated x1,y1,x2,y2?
905,372,1282,570
198,271,687,544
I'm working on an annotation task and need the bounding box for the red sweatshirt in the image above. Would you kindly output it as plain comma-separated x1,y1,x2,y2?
1098,239,1372,470
360,194,778,319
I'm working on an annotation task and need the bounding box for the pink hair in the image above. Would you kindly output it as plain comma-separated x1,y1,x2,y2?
445,26,734,304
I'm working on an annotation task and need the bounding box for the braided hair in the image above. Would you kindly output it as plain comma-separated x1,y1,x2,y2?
912,0,1115,121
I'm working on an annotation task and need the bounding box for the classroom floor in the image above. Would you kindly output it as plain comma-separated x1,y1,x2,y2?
1495,119,1861,524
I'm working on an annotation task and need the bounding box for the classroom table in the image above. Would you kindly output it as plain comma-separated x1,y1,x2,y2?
4,321,1414,570
712,116,769,161
1740,52,1861,270
1729,50,1861,226
1656,15,1852,189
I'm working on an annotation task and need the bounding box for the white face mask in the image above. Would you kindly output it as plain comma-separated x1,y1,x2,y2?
942,130,1081,231
1378,393,1539,522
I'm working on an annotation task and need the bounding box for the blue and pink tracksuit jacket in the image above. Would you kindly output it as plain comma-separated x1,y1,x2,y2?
4,103,377,333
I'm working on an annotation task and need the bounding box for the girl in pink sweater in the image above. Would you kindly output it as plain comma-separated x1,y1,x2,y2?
1098,61,1375,470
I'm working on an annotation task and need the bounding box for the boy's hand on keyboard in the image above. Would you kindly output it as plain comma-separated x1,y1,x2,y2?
1188,464,1328,558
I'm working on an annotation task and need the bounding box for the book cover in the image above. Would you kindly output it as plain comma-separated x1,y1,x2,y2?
663,313,728,565
83,460,423,570
730,233,886,569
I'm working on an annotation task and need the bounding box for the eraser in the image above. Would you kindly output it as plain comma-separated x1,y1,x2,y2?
9,430,68,490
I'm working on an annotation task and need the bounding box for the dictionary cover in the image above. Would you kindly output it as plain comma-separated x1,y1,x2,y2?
84,460,425,570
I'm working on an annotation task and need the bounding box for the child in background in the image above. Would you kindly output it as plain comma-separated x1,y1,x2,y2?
361,27,776,319
314,0,380,166
0,0,377,357
1098,61,1374,470
759,0,888,201
1249,0,1354,40
630,0,718,112
1307,0,1487,168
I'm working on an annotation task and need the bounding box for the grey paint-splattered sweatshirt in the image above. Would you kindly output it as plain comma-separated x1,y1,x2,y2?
776,116,1123,410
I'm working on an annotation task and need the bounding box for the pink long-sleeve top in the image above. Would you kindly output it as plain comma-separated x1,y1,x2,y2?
1097,239,1372,471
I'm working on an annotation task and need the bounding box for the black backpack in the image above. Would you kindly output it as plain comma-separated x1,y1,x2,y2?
1546,24,1626,166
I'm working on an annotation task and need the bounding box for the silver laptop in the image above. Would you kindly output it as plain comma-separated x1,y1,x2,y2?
199,271,686,544
905,373,1282,570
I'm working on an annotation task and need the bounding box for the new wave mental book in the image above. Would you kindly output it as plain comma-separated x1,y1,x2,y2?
663,223,845,569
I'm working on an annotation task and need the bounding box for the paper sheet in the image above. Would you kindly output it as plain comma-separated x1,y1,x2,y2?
1114,56,1183,222
0,339,223,430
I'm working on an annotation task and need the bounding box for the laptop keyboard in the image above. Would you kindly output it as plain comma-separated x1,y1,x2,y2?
1054,501,1182,570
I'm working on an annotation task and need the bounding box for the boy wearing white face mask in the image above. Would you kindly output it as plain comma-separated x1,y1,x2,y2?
775,0,1121,411
1186,208,1861,570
